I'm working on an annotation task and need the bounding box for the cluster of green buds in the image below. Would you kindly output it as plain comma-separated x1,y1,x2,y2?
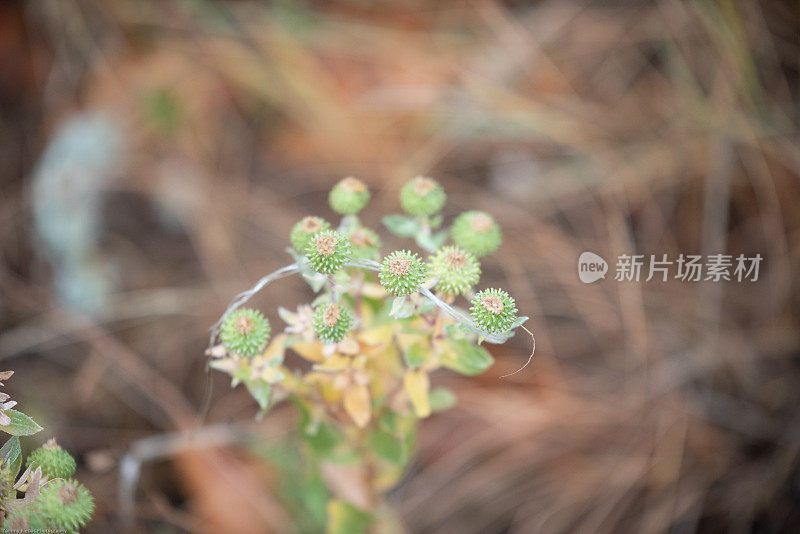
208,176,529,534
7,478,95,533
1,437,94,532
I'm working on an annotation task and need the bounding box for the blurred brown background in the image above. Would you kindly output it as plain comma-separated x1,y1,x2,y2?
1,0,799,532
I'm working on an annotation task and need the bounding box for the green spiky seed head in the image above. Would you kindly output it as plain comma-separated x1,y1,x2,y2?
470,288,518,333
451,211,502,257
379,250,428,296
348,226,382,260
428,246,481,296
304,230,352,274
220,308,271,357
329,177,370,215
31,478,94,533
290,216,331,253
26,438,77,479
399,176,446,216
312,302,354,344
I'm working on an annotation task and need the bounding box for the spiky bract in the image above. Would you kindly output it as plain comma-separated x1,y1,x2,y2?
379,250,428,296
470,288,518,333
220,308,271,357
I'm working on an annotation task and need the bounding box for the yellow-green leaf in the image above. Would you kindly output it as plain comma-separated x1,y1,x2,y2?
0,410,42,436
343,384,371,428
403,341,427,369
440,339,493,376
403,369,431,418
326,499,372,534
292,341,326,362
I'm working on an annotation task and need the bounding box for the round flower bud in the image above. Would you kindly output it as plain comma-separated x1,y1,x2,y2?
220,308,271,357
428,246,480,296
26,438,77,479
290,216,331,253
304,230,352,274
470,288,518,333
451,211,502,257
329,177,370,215
399,176,446,216
31,479,94,533
379,250,428,296
348,226,382,260
312,302,353,344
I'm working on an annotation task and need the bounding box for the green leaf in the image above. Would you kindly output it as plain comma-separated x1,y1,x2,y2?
303,271,328,293
389,296,415,319
415,229,448,253
245,380,272,411
0,410,42,436
327,500,372,534
441,339,494,376
429,388,457,412
0,436,22,477
403,341,427,369
382,215,418,238
370,427,405,465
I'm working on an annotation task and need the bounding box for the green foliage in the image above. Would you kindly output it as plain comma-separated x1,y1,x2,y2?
441,339,494,375
0,410,42,437
0,436,22,479
291,216,332,253
305,230,353,274
220,308,271,357
382,214,418,238
378,250,428,296
451,210,502,257
329,177,370,215
326,500,372,534
399,176,446,216
470,288,518,333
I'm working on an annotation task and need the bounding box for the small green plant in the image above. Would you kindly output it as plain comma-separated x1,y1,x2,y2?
207,177,533,533
0,371,94,533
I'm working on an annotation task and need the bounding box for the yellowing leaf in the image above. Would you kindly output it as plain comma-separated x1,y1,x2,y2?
358,324,394,346
326,499,372,534
361,282,387,299
313,354,350,372
395,332,421,352
262,333,287,360
343,384,371,428
291,341,326,362
403,369,431,418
